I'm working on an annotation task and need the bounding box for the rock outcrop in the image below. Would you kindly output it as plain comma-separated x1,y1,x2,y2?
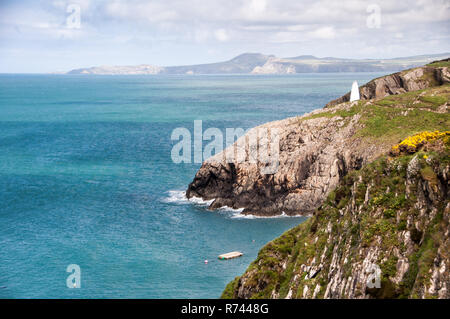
325,64,450,107
186,113,380,216
222,134,450,299
186,62,450,216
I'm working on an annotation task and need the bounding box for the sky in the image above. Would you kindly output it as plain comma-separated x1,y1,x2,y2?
0,0,449,73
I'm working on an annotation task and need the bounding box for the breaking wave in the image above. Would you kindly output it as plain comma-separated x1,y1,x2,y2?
162,190,214,206
163,190,305,219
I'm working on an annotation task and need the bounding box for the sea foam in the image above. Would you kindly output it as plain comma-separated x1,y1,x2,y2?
163,190,214,206
163,190,304,219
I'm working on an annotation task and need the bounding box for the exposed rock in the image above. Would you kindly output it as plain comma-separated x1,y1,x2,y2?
219,61,450,299
252,58,297,74
187,63,449,216
325,66,449,107
187,111,377,216
222,137,450,299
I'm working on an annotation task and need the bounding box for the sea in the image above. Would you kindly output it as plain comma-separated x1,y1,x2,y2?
0,72,384,298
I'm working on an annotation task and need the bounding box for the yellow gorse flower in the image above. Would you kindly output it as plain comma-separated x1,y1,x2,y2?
391,131,450,153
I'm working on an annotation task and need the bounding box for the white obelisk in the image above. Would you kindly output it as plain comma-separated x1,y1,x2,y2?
350,81,360,102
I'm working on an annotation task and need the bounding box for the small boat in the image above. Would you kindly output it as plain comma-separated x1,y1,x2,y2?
218,251,243,260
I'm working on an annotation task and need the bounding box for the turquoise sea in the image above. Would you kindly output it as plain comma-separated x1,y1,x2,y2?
0,73,384,298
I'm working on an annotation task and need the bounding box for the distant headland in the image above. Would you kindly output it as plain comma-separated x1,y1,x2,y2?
66,53,450,75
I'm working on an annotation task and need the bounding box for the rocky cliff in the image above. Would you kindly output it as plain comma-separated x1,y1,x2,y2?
222,133,449,299
251,57,297,74
326,59,450,107
186,62,450,216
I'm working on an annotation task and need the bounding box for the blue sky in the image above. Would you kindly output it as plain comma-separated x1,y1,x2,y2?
0,0,449,73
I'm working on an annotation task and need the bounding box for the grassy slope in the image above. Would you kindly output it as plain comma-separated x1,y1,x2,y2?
300,84,449,148
223,135,449,299
427,60,450,68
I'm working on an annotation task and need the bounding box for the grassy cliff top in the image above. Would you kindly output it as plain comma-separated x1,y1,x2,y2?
299,83,449,148
427,59,450,68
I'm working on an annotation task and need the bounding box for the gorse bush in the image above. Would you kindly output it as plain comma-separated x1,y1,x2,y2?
391,131,450,155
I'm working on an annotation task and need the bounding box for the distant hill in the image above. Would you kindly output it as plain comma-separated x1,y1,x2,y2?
164,53,273,74
66,52,450,75
67,64,164,75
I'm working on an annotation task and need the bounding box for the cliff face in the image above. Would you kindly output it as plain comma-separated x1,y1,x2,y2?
186,63,450,216
186,112,379,216
252,57,297,74
222,134,449,299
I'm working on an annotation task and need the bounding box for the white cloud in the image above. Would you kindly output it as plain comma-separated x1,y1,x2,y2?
0,0,449,72
307,26,336,39
242,0,267,19
193,29,210,43
214,29,229,42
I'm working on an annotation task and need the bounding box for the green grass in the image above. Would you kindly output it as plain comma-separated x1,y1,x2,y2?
419,95,447,107
427,60,450,68
299,103,363,122
357,105,449,144
372,87,449,110
298,85,450,149
221,277,240,299
222,82,450,299
420,166,439,187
